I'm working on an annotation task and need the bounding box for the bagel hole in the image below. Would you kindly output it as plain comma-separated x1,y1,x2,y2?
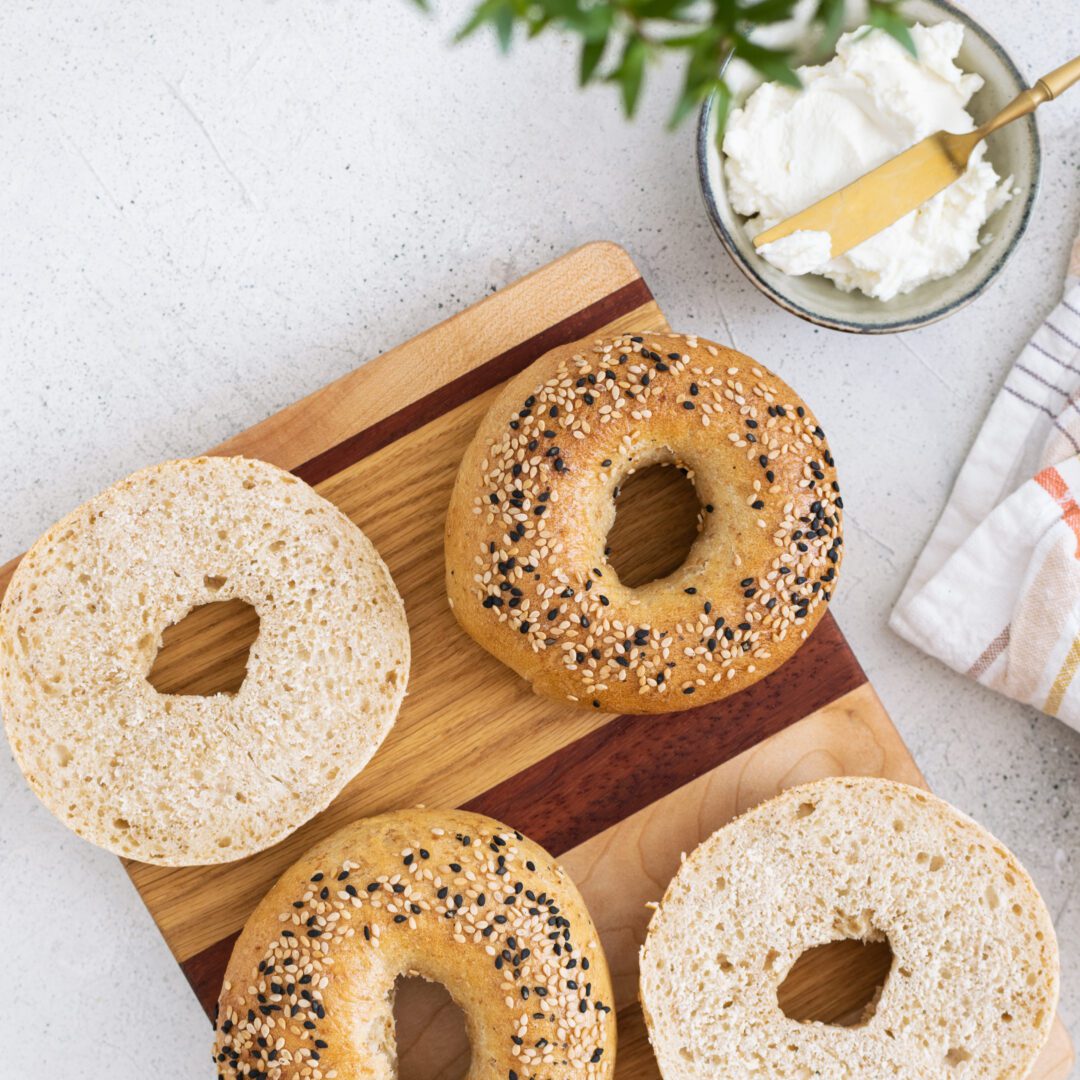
147,599,260,697
777,934,894,1027
393,975,471,1079
607,462,703,587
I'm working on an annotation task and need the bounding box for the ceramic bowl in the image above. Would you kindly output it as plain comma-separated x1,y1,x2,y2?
697,0,1041,333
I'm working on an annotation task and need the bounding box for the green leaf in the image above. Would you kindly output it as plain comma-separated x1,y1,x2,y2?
732,37,801,88
580,33,608,85
711,81,733,144
443,0,916,146
668,75,717,129
535,0,583,15
527,13,553,38
868,3,917,56
455,7,491,41
814,0,845,56
564,3,614,42
493,4,515,51
455,0,515,45
738,0,803,25
584,6,615,43
633,0,698,18
614,35,649,117
660,30,714,49
408,0,430,9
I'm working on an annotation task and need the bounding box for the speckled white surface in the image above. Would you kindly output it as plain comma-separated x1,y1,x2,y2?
0,2,1077,1075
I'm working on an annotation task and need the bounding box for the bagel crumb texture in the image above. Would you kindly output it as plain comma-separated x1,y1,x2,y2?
446,332,842,712
639,777,1059,1079
215,808,615,1078
0,456,410,865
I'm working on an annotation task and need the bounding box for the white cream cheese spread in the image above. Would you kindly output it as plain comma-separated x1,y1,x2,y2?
723,22,1011,301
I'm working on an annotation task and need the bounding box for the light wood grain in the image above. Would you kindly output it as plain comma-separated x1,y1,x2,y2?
147,598,259,697
1035,1021,1079,1080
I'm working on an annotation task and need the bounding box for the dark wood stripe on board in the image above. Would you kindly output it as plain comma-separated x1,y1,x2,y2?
293,276,655,487
463,611,861,854
185,934,241,1022
182,611,863,1018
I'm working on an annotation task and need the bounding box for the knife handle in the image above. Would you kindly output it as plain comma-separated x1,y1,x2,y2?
1037,53,1080,100
982,54,1080,137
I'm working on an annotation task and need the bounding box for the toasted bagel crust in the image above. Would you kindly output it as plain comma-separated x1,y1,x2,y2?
446,331,842,713
215,808,616,1078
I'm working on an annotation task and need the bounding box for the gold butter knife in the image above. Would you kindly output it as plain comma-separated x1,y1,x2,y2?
752,52,1080,259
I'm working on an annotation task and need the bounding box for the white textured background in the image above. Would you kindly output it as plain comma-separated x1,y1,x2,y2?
1,1,1077,1075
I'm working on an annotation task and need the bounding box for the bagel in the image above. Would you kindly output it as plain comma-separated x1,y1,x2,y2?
214,808,616,1078
0,456,410,865
445,331,842,713
639,776,1059,1079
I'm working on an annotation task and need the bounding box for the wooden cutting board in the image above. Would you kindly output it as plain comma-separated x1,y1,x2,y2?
0,241,1071,1077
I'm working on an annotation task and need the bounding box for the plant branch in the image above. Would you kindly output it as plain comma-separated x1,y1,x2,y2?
417,0,912,141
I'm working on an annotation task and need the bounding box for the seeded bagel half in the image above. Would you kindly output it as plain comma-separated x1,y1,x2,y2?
446,331,842,713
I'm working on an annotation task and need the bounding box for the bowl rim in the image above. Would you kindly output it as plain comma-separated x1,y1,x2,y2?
695,0,1043,335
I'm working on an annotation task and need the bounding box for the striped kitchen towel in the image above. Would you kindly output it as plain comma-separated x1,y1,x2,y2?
890,232,1080,731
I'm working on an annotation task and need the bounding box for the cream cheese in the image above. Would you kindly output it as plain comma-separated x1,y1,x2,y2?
723,22,1011,302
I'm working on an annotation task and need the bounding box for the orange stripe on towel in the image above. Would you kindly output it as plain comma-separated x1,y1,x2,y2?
1035,466,1080,557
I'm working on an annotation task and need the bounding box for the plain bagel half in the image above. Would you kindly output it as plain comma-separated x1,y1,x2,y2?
445,331,842,713
0,456,410,865
638,776,1059,1079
